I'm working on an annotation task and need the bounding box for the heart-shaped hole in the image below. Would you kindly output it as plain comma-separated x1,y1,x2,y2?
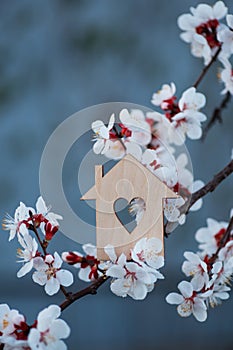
114,197,145,233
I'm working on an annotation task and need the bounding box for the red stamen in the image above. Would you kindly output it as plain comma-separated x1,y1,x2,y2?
161,96,181,121
196,19,220,49
109,131,118,139
119,123,132,137
149,159,160,171
214,228,227,247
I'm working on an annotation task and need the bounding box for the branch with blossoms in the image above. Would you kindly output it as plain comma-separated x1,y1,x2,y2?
166,210,233,322
1,1,233,349
1,196,165,349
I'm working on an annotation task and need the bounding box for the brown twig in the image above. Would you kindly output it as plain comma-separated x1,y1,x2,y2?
202,92,231,140
29,211,47,256
113,125,126,150
188,159,233,210
60,275,109,312
193,46,221,88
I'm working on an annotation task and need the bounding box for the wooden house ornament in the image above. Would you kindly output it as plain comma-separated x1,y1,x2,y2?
81,154,178,260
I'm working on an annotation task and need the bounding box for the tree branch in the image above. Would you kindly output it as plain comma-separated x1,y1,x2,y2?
202,92,231,140
193,46,221,88
188,159,233,210
60,275,109,312
29,212,47,256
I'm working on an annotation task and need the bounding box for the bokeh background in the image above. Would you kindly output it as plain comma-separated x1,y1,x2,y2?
0,0,233,349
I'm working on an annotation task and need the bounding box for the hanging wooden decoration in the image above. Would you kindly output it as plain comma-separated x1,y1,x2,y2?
81,154,178,260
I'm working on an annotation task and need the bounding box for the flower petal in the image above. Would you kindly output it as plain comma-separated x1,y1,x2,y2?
17,261,33,278
45,277,60,296
178,281,193,298
50,319,70,339
56,270,73,287
110,278,129,297
166,293,184,305
177,300,192,317
193,298,207,322
82,244,96,256
106,265,125,279
104,245,117,263
129,281,148,300
32,271,47,286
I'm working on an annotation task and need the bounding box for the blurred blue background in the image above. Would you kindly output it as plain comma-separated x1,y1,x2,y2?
0,0,232,349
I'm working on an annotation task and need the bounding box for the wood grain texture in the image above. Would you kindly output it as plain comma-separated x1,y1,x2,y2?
81,154,178,260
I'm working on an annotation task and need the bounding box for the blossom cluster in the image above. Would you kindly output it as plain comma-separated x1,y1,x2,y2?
1,2,233,348
166,209,233,322
92,87,206,227
3,197,74,296
0,304,70,350
2,196,165,302
63,237,164,300
178,1,233,95
91,5,223,227
92,86,207,154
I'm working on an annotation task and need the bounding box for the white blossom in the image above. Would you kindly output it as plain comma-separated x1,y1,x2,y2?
164,197,185,224
92,113,115,154
33,252,73,295
149,114,179,149
104,139,125,159
104,245,159,300
166,280,212,322
219,57,233,95
178,1,228,65
129,197,145,225
211,258,233,285
0,336,28,349
195,218,228,256
218,240,233,261
0,304,25,336
172,87,207,142
2,202,31,241
182,252,209,290
107,258,155,300
142,148,177,187
217,14,233,57
131,237,164,277
35,196,63,227
104,139,143,161
151,82,176,107
28,305,70,350
207,283,231,308
119,109,151,146
17,232,38,278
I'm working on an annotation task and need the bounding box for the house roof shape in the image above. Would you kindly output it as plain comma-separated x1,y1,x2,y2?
81,154,178,202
